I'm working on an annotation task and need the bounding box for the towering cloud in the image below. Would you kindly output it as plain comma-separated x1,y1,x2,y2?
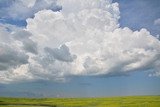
0,0,160,83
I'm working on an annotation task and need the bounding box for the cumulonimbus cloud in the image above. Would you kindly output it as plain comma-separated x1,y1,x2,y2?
0,0,160,83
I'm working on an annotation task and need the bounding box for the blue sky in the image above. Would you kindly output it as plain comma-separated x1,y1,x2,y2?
113,0,160,36
0,0,160,97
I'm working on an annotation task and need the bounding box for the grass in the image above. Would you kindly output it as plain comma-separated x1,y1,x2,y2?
0,96,160,107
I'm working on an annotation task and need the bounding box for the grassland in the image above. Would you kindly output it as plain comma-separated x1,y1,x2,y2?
0,96,160,107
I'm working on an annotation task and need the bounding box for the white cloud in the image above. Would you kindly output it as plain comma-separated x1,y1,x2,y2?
0,24,37,83
20,0,37,8
154,18,160,25
0,0,61,20
0,0,160,83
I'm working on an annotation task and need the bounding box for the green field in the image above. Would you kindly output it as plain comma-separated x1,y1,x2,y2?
0,96,160,107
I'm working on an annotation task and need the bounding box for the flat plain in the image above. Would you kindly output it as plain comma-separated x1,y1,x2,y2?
0,96,160,107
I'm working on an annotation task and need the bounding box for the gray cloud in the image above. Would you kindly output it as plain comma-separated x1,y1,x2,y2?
0,45,28,70
0,25,38,84
154,18,160,25
23,40,38,54
13,30,38,54
44,44,77,62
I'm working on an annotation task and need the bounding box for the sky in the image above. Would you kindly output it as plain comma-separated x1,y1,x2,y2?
0,0,160,97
